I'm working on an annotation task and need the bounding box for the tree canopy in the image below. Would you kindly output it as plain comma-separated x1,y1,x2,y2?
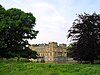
68,13,100,63
0,5,38,59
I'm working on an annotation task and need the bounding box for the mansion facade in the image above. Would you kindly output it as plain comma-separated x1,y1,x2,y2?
29,42,67,63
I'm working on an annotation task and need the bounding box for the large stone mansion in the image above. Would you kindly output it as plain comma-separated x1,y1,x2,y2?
29,42,67,63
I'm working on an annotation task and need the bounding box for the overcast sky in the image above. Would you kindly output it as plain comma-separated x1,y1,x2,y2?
0,0,100,44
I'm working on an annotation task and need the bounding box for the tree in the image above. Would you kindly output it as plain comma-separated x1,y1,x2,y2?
0,5,39,59
67,44,73,58
0,5,9,59
20,47,38,59
67,13,100,64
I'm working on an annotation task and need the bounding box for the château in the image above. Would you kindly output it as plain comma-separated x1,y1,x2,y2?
29,42,67,63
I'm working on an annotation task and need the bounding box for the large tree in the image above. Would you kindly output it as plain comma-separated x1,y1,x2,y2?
0,5,38,59
68,13,100,63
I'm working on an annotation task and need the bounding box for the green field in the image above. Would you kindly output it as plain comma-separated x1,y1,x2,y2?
0,61,100,75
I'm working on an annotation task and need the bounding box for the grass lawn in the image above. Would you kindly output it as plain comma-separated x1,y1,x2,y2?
0,60,100,75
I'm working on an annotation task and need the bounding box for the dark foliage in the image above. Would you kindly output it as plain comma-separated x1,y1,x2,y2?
0,5,38,59
68,13,100,64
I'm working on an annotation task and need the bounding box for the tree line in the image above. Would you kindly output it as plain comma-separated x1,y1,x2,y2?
0,5,38,60
0,4,100,64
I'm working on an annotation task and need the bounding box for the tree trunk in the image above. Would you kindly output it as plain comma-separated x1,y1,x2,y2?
90,60,94,64
17,55,20,62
